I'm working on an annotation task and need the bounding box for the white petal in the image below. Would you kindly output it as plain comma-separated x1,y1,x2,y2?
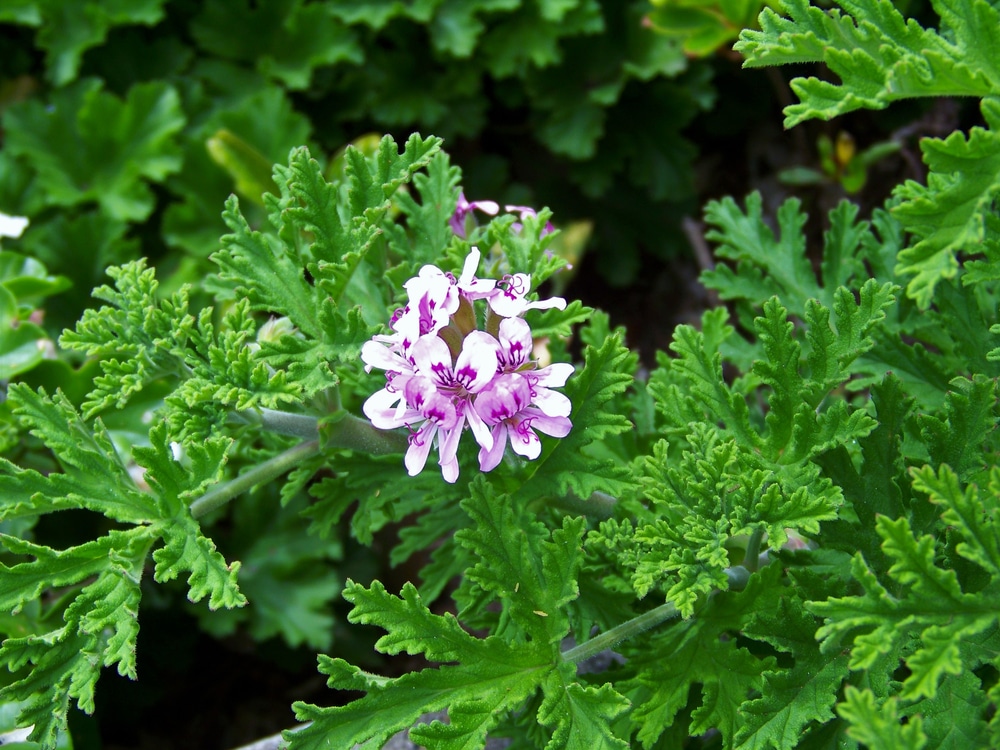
465,402,494,451
531,388,572,418
509,421,542,460
0,213,28,239
405,423,436,476
478,424,508,472
535,362,574,387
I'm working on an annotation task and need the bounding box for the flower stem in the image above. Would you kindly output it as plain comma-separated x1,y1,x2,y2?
189,439,321,519
235,409,408,455
561,600,680,664
743,527,765,573
322,412,409,455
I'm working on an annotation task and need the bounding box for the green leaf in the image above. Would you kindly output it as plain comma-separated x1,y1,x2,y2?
213,195,319,337
912,464,1000,577
191,0,362,89
734,651,851,750
625,565,782,747
736,0,1000,127
917,375,998,480
837,686,927,750
286,581,550,750
894,98,1000,307
3,79,185,222
455,478,585,644
518,329,639,502
25,0,168,85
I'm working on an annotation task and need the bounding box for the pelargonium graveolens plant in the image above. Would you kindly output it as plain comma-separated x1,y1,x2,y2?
3,0,1000,746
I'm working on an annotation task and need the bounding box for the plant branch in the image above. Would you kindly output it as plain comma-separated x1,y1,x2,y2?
562,563,760,664
322,412,410,455
234,408,409,455
561,600,680,664
189,439,321,519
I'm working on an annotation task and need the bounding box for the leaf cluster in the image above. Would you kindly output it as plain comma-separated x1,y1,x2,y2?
736,0,1000,306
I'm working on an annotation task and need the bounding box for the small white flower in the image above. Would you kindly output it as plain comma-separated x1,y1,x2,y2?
0,213,29,240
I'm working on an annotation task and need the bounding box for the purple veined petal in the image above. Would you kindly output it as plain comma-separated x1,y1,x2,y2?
534,362,574,387
487,273,532,317
497,317,532,371
522,407,572,438
474,373,532,425
363,388,416,429
508,417,542,460
530,387,572,419
405,422,437,476
478,423,508,472
361,340,413,374
454,331,500,393
464,399,494,451
450,193,498,238
410,334,455,386
405,377,459,428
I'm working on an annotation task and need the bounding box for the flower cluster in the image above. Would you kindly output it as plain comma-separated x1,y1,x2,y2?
362,248,573,483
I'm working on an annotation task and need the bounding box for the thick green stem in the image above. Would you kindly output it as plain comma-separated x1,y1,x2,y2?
189,439,321,519
561,601,680,664
235,409,408,455
322,412,409,455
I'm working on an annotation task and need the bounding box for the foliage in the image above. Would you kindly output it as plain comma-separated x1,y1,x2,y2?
646,0,779,57
0,0,720,321
1,0,1000,748
736,0,1000,307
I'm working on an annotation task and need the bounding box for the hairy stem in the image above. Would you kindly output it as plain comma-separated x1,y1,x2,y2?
189,439,321,519
562,564,757,664
235,409,408,455
322,412,410,455
561,601,680,664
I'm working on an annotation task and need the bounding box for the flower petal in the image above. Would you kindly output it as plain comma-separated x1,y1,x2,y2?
405,423,436,476
534,362,574,387
478,424,508,472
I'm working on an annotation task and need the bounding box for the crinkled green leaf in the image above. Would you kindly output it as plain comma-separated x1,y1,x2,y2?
287,581,550,750
736,0,1000,127
837,686,926,750
9,0,168,85
894,98,1000,307
518,329,638,502
191,0,362,89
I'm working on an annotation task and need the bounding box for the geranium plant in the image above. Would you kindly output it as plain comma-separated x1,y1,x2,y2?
2,0,1000,748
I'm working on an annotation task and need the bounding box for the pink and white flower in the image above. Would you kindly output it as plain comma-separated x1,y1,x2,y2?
474,373,573,472
450,193,500,238
362,247,573,482
487,273,566,318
